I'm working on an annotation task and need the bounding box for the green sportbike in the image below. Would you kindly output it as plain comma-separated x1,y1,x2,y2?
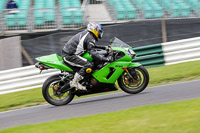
35,37,149,106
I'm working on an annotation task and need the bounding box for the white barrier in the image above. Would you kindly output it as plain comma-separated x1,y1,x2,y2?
0,71,59,91
162,37,200,65
0,66,58,81
162,37,200,52
164,47,200,63
0,66,59,95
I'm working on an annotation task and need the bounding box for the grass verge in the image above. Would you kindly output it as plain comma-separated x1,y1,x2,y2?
0,60,200,112
1,98,200,133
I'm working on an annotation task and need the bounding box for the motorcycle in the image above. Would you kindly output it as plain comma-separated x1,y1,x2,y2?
35,37,149,106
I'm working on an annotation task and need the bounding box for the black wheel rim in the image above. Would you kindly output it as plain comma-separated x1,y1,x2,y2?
122,68,146,90
47,80,72,102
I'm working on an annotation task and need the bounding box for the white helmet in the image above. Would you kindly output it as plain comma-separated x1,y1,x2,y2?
87,22,103,40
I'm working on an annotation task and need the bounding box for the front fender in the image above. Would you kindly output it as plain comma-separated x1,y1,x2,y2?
128,62,142,68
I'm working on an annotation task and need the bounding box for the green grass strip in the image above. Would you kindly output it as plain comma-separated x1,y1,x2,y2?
1,98,200,133
0,60,200,112
149,60,200,85
0,88,44,112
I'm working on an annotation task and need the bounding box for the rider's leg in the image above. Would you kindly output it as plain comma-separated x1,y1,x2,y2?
70,72,86,90
62,54,92,90
71,61,93,90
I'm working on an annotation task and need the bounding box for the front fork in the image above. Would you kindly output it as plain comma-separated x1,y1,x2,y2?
125,62,142,80
127,67,138,80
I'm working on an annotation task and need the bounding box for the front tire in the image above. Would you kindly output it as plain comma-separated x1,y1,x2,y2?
118,66,149,94
42,75,75,106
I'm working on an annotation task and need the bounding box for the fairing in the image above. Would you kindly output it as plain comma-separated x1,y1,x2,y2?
36,54,73,71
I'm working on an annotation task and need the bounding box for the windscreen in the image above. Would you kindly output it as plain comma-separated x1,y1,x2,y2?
110,37,131,48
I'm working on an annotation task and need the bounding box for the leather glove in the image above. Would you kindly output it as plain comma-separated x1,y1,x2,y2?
105,46,112,52
100,56,112,62
107,56,113,62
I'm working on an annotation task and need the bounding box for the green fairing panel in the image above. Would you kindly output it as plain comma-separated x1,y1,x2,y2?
128,62,141,67
82,52,93,61
84,47,132,62
92,46,141,83
119,53,133,61
36,54,73,71
92,61,131,83
112,47,133,61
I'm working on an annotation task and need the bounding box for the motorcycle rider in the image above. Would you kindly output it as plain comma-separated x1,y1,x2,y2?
62,22,111,91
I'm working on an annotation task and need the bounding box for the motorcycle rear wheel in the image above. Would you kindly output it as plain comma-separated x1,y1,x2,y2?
42,75,75,106
118,66,149,94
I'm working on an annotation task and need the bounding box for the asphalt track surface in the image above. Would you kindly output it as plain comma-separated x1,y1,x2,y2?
0,80,200,130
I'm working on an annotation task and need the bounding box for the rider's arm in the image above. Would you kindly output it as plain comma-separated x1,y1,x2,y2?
95,45,106,50
87,41,109,62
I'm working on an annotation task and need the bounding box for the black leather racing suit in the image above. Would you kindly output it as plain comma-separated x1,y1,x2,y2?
62,30,108,76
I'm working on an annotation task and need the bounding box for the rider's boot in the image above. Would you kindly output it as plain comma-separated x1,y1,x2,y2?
70,73,86,90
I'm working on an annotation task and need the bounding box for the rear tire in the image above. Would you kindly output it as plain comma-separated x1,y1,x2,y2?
42,75,75,106
118,66,149,94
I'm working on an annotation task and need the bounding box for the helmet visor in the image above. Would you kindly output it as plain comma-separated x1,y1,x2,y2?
99,30,103,39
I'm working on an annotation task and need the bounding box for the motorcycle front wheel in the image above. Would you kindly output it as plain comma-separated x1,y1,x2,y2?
118,66,149,94
42,75,75,106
